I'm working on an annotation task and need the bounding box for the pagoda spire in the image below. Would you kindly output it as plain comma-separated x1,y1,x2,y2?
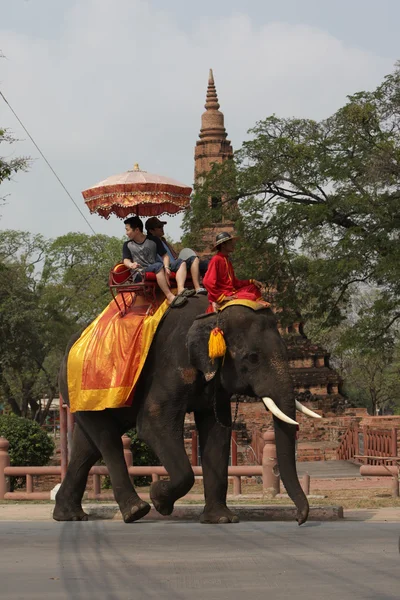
194,69,233,185
199,69,228,142
204,68,220,111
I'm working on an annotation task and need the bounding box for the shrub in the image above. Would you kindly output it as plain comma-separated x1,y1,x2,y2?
0,415,55,489
128,428,160,486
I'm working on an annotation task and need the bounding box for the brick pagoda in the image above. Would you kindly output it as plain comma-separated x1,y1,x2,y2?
194,69,236,251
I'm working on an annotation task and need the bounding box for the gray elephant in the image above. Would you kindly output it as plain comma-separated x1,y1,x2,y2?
54,297,319,525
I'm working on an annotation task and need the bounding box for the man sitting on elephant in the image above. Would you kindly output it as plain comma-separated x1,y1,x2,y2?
145,217,208,295
122,216,188,307
203,232,263,312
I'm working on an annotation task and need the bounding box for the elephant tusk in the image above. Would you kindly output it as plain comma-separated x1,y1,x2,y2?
262,397,299,426
295,400,322,419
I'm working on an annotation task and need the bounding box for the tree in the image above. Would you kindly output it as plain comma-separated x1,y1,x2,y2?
1,50,30,209
341,348,400,416
0,230,122,422
0,128,30,208
41,232,122,323
304,290,400,415
0,232,58,422
183,63,400,341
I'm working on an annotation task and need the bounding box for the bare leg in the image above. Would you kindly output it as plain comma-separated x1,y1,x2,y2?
175,262,187,295
190,257,202,291
195,403,239,524
156,269,176,303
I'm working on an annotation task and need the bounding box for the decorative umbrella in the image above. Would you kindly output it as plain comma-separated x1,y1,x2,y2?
82,164,192,219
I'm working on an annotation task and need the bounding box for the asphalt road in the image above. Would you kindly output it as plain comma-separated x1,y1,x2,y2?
0,521,399,600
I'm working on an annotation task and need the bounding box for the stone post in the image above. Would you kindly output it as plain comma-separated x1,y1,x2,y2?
354,424,360,457
391,428,398,458
0,438,10,500
93,473,101,497
262,430,280,498
232,476,242,496
392,475,399,498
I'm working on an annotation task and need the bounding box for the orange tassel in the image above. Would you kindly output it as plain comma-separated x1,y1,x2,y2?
208,327,227,360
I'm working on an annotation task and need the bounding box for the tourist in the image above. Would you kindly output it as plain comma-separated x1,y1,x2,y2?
145,217,208,295
122,216,187,307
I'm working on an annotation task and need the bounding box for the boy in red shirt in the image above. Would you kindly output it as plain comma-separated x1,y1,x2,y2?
203,232,263,312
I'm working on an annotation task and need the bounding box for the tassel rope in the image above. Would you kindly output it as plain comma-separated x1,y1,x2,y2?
208,327,226,361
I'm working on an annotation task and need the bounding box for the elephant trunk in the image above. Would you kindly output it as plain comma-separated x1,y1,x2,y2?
273,418,309,525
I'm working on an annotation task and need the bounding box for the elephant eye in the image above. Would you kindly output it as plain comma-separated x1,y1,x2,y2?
246,352,259,365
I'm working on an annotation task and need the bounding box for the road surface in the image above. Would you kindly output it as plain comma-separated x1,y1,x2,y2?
0,520,399,599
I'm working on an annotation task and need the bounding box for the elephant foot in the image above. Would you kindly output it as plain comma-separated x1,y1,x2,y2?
297,506,309,526
150,480,174,516
200,504,240,524
53,503,89,522
120,498,151,523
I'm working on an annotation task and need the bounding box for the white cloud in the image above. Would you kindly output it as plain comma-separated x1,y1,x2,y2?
0,0,394,242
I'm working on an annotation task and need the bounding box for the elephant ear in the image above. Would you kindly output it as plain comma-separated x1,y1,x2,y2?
187,313,219,381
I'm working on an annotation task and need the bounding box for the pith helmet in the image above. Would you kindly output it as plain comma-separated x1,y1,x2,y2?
212,231,238,251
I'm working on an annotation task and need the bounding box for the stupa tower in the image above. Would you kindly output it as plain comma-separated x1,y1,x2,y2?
194,69,233,183
194,69,235,250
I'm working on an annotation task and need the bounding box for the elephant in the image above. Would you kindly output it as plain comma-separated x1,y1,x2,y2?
53,296,319,525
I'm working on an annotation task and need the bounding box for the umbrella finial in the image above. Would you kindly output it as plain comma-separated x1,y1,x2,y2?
198,69,228,143
205,68,219,111
133,163,140,171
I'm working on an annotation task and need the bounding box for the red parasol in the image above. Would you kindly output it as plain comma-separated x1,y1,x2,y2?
82,164,192,219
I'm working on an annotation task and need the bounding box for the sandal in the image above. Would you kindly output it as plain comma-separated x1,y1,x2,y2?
195,287,208,295
169,295,188,308
180,288,196,298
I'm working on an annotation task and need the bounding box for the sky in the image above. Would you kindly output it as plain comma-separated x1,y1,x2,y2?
0,0,398,243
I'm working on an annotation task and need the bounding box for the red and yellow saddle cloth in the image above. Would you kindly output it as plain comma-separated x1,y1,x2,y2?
67,294,169,412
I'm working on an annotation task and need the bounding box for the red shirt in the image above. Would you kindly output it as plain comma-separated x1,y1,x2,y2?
203,252,251,303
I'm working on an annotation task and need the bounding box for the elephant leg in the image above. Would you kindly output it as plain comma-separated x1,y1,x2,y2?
72,412,150,523
195,408,239,524
138,407,194,516
53,421,100,522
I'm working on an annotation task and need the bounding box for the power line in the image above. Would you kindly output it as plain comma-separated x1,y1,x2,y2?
0,89,97,235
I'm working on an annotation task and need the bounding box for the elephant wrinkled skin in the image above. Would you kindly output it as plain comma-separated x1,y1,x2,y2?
54,297,309,525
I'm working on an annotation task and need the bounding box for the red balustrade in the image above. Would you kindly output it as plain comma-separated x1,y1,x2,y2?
1,403,276,501
337,424,398,465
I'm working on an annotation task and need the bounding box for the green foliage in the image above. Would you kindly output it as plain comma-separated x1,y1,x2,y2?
305,293,400,415
0,414,54,465
41,232,122,323
182,159,240,250
0,414,55,489
0,128,30,205
184,64,400,343
0,230,122,422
